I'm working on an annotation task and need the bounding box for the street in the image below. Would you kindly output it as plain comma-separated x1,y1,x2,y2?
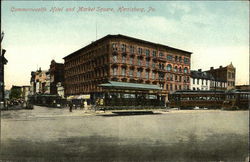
0,106,249,161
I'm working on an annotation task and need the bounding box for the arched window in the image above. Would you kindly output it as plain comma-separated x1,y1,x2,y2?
184,67,188,73
175,56,178,62
174,66,178,72
179,67,182,73
167,64,172,71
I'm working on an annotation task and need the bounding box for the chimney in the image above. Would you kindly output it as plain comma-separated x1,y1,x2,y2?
219,66,222,68
198,69,202,72
210,67,214,70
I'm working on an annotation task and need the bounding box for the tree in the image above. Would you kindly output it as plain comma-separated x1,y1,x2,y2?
9,87,21,99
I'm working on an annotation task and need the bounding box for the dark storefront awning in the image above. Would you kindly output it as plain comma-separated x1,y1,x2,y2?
99,81,162,91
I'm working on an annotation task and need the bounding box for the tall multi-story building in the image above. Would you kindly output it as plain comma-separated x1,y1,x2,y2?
205,63,236,90
63,34,192,103
49,60,64,95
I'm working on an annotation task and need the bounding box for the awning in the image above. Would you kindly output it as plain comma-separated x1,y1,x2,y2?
99,81,162,91
67,95,91,100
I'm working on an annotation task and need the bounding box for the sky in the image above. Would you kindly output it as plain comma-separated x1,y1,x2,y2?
1,1,249,89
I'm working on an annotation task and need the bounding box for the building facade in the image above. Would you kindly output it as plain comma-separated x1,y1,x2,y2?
30,68,48,94
63,34,192,103
57,82,64,98
190,69,213,91
45,71,50,94
49,60,64,95
21,86,30,101
205,63,235,90
0,32,7,105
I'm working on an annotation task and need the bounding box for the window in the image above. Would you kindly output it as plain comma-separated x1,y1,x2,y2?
175,75,178,81
184,67,188,73
129,57,134,64
175,56,178,62
170,84,173,91
159,63,164,70
167,64,172,71
184,58,189,64
113,67,117,76
197,79,199,84
152,63,156,68
152,72,156,79
130,46,135,53
122,55,126,63
122,68,126,76
152,51,157,57
112,43,118,51
129,69,133,77
121,44,126,52
167,55,173,61
145,49,150,57
146,60,149,67
170,74,173,81
166,84,169,90
159,52,164,58
179,85,182,90
159,72,164,80
174,66,178,72
179,67,182,73
146,71,149,79
138,47,143,55
179,76,182,82
160,83,164,89
137,58,141,66
175,85,178,90
137,70,141,78
179,57,182,63
113,55,117,63
206,80,208,85
202,79,204,85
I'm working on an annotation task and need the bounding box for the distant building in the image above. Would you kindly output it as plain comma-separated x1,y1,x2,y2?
21,86,30,101
49,60,64,95
30,68,48,94
190,69,214,91
45,71,50,94
205,63,235,90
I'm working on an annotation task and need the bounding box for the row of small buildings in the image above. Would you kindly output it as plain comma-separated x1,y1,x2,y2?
28,34,236,105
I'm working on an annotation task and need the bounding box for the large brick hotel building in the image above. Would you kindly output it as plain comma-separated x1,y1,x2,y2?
63,34,192,104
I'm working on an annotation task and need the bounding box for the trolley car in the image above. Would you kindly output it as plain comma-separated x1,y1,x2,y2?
169,90,249,110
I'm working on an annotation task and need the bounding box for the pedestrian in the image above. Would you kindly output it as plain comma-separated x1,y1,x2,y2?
69,101,73,112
